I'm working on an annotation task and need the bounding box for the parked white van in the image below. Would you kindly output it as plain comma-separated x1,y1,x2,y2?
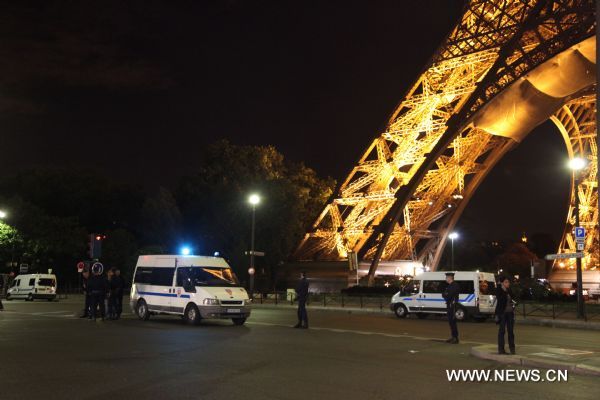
130,255,251,325
390,271,496,321
6,273,57,301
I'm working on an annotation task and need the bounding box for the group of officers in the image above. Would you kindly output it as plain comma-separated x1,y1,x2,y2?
80,264,126,321
442,271,516,355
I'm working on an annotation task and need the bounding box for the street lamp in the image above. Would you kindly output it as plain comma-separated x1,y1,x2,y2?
0,210,6,219
248,193,260,296
448,232,459,269
568,156,586,319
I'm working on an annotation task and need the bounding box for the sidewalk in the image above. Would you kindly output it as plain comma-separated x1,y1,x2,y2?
252,303,600,330
471,345,600,376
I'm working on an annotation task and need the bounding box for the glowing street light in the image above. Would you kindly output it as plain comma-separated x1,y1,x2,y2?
448,232,459,268
248,193,261,296
568,157,586,319
0,210,6,219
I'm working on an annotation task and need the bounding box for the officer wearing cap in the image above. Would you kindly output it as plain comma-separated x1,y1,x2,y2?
442,272,460,344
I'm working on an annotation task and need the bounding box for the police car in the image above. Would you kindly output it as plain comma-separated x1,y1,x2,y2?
390,271,496,321
130,255,251,325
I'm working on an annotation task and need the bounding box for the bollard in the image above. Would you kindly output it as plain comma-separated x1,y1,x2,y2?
341,293,345,308
360,295,363,308
275,292,278,305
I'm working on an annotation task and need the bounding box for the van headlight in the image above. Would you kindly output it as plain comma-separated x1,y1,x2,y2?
202,298,219,305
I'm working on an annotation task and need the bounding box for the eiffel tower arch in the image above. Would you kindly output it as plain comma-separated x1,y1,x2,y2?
294,0,598,289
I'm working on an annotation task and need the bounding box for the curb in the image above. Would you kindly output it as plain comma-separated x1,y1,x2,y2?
470,345,600,377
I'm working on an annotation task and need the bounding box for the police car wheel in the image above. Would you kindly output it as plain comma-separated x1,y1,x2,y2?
232,317,246,326
394,304,408,318
454,306,467,321
184,304,201,326
136,299,150,321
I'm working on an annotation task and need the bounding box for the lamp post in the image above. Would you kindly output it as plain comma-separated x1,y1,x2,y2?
448,232,458,269
248,194,260,297
568,157,586,319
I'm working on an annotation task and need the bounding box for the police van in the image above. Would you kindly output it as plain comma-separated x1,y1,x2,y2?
130,255,251,325
6,273,57,301
390,271,496,321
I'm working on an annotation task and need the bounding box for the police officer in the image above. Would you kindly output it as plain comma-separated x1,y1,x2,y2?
112,268,125,320
293,271,309,329
442,272,459,344
87,265,108,321
495,276,516,354
0,274,4,311
79,269,91,318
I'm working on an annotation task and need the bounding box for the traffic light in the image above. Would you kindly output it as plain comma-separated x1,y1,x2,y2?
88,234,105,259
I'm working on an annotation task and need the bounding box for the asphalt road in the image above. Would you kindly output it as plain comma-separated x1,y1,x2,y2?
0,297,598,400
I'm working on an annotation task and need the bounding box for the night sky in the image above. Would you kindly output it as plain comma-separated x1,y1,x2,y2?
0,1,572,243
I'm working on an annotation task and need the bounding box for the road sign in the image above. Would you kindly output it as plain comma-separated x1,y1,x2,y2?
91,262,104,274
545,252,584,260
77,261,85,273
574,227,586,239
245,250,265,257
19,264,29,274
248,267,255,275
577,242,585,251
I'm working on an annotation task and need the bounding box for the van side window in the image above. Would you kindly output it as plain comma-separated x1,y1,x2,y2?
456,280,475,294
29,278,35,286
405,280,420,294
11,279,18,287
479,280,495,295
134,267,153,284
422,280,445,293
150,268,175,286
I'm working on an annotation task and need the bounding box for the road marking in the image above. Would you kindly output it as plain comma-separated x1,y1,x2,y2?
246,321,487,345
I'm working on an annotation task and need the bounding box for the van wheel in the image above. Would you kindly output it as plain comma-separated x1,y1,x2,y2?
394,304,408,318
232,317,246,326
136,299,150,321
5,294,11,300
454,305,467,321
184,304,201,326
417,313,428,319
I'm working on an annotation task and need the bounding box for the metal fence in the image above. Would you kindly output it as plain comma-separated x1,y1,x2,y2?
515,301,600,322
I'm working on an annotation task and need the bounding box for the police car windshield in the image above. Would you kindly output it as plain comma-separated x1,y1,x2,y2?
177,267,240,287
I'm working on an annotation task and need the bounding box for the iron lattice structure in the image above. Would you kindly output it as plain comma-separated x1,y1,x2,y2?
294,0,597,280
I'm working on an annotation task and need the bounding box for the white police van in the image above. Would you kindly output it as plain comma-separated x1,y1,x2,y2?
130,255,251,325
390,271,496,321
6,273,57,301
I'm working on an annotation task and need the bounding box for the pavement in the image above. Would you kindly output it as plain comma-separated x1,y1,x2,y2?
0,297,599,400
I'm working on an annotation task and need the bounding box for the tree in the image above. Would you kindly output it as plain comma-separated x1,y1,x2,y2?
494,242,538,277
177,140,334,288
139,187,182,250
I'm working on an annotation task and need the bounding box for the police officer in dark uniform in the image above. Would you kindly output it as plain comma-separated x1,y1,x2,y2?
79,269,91,318
113,268,125,320
87,265,108,321
294,271,309,329
495,276,516,354
442,272,459,344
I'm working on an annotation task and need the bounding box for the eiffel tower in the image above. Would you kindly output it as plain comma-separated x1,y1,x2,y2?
294,0,598,290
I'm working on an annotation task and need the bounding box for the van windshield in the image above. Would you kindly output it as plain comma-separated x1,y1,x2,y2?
38,278,55,287
177,267,240,287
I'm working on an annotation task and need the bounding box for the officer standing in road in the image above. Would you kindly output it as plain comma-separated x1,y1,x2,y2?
79,269,91,318
0,274,4,311
113,268,125,320
442,272,459,344
495,276,516,354
293,271,309,329
87,265,108,321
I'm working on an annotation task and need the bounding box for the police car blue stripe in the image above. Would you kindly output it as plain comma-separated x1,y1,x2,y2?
138,291,192,299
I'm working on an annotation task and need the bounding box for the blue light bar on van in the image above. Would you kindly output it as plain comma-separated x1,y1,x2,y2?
180,246,191,256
